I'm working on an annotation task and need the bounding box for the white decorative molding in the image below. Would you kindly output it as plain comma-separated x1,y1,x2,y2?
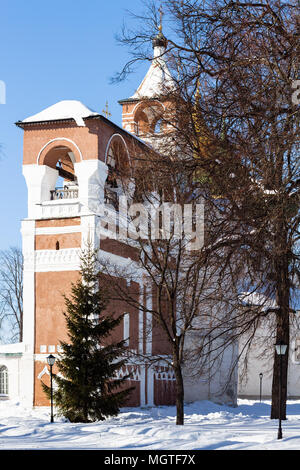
40,201,81,219
35,225,82,236
154,368,176,381
104,134,131,164
37,366,50,380
114,365,141,382
34,353,58,362
32,248,81,272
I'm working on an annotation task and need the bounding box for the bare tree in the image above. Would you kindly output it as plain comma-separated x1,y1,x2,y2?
117,0,300,419
98,142,256,424
0,247,23,342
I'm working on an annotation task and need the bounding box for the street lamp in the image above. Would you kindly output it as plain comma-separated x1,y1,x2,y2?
47,354,56,423
259,372,263,402
275,341,287,440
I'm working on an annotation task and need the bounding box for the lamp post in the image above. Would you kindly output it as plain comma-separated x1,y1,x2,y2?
259,372,263,402
275,341,287,440
47,354,56,423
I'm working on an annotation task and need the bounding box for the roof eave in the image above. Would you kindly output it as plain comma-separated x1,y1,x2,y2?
15,114,148,149
15,115,102,129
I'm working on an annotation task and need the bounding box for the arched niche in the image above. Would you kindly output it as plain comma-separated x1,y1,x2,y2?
133,101,165,136
105,134,130,167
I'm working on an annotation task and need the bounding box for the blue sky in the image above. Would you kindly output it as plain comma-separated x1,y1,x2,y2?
0,0,151,251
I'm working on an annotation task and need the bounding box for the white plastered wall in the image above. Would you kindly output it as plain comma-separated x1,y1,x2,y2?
238,317,300,398
75,160,108,213
23,165,58,219
20,219,36,407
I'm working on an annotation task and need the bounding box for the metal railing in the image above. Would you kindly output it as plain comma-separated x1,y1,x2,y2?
50,185,119,210
50,187,79,200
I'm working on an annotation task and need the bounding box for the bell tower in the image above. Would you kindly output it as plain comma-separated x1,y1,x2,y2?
16,101,111,406
119,28,176,143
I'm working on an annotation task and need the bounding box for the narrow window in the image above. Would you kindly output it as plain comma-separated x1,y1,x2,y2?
0,366,8,395
123,313,130,347
294,337,300,362
154,119,162,134
134,122,140,136
56,241,60,251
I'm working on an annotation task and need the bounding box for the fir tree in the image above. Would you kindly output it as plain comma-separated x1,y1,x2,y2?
42,246,134,423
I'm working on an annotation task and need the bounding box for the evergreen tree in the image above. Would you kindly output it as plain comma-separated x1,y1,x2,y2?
42,246,134,423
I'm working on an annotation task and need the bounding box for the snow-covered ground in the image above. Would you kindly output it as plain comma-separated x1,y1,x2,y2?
0,399,299,450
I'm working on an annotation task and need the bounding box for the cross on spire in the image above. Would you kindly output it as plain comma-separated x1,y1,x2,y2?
102,101,112,119
158,4,163,32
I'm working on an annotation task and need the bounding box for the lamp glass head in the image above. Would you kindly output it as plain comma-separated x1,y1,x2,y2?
47,354,56,366
275,343,287,355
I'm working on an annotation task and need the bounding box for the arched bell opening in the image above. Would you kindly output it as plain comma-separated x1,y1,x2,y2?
42,145,79,201
104,135,130,210
134,109,150,136
133,102,165,137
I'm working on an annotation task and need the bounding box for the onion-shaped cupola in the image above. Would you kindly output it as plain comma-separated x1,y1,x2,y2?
152,29,167,50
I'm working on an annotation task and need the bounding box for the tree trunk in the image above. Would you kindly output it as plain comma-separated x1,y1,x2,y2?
270,311,289,420
19,314,23,343
174,361,184,425
271,250,290,420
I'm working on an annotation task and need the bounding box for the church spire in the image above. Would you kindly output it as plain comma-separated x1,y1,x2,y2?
119,5,176,134
152,5,167,58
159,4,163,32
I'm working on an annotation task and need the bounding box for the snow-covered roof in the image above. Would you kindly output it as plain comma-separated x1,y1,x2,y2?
0,342,24,354
131,56,176,100
240,291,300,312
21,100,100,127
239,292,277,311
